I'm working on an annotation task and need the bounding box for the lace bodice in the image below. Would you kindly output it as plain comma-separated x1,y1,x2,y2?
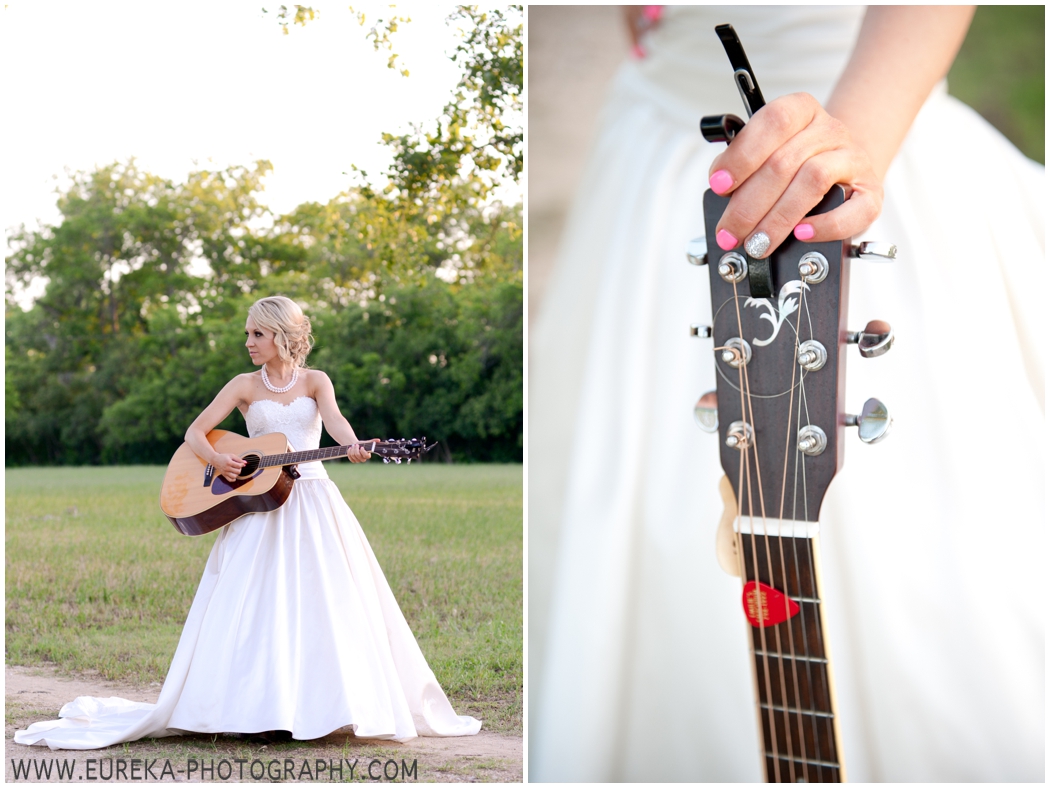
245,396,328,480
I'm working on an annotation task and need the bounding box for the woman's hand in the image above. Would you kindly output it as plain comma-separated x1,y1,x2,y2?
346,442,372,464
213,453,247,482
708,92,883,258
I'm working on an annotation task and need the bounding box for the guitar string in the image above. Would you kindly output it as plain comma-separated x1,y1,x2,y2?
799,285,838,776
800,391,836,777
734,281,797,781
789,357,824,776
788,301,824,775
773,285,812,781
799,292,838,773
740,324,799,783
731,411,763,778
257,441,390,467
720,339,798,781
730,277,781,785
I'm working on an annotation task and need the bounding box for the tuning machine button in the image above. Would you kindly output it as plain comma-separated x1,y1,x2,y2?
845,398,892,444
849,241,897,261
686,236,709,266
690,324,712,338
797,424,827,456
847,320,894,358
694,391,718,433
798,251,829,284
717,252,747,283
720,337,751,368
725,420,753,450
797,339,827,371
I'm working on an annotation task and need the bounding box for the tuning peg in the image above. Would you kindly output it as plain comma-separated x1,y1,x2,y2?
849,241,897,261
725,420,753,449
845,398,892,444
690,323,712,338
686,236,708,266
693,391,718,433
847,320,894,358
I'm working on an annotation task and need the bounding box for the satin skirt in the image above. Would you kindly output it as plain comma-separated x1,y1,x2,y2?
15,479,481,750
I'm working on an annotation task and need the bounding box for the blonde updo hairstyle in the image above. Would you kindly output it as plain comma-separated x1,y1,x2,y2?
248,296,314,368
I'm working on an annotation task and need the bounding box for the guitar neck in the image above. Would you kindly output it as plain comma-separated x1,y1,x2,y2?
739,529,844,783
258,442,374,468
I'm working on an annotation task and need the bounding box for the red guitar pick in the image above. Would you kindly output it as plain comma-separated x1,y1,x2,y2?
742,581,800,628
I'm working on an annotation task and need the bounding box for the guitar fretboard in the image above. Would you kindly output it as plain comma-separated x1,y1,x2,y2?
740,532,841,783
258,443,375,468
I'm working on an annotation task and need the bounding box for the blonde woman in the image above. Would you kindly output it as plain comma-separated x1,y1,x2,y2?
17,296,481,748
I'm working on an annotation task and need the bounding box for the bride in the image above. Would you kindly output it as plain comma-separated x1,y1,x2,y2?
531,5,1043,782
16,295,481,749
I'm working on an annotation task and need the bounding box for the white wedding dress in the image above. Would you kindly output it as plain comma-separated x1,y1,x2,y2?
531,6,1043,782
16,396,481,749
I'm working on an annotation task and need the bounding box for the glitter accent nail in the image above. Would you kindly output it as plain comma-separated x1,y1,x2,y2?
745,231,770,258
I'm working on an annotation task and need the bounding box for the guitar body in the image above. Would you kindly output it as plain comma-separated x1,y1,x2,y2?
160,431,434,537
160,430,295,536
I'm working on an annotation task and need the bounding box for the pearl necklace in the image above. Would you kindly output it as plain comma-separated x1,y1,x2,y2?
261,365,298,394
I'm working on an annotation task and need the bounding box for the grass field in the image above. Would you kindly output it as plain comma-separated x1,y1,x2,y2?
5,463,522,733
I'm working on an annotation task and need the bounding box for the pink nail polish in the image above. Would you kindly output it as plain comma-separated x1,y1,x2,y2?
709,169,733,195
643,5,664,22
631,43,647,60
716,229,739,251
793,223,815,241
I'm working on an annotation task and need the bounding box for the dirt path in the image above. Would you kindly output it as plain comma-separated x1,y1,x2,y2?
5,666,522,783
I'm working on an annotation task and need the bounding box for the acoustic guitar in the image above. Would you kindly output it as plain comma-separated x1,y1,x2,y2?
160,430,434,537
687,25,896,783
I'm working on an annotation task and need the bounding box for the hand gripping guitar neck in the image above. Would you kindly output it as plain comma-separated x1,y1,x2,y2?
686,24,897,784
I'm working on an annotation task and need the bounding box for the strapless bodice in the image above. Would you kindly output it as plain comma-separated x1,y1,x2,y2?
245,396,328,480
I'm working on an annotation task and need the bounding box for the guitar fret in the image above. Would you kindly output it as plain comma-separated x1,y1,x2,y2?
760,702,834,719
789,595,821,604
764,753,841,770
754,649,828,664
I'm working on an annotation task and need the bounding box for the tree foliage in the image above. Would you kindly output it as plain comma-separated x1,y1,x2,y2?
349,5,412,77
262,4,320,35
5,7,522,466
383,5,522,203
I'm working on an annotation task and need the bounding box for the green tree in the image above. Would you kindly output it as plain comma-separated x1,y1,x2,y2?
6,6,523,466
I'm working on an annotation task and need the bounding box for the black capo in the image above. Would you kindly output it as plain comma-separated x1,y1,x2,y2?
700,25,776,297
700,24,764,143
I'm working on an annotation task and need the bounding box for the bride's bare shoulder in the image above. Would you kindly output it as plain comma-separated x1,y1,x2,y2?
230,371,260,387
221,372,260,402
300,369,335,401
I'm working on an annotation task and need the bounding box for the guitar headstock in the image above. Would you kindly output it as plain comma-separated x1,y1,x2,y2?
369,437,437,464
690,194,896,520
